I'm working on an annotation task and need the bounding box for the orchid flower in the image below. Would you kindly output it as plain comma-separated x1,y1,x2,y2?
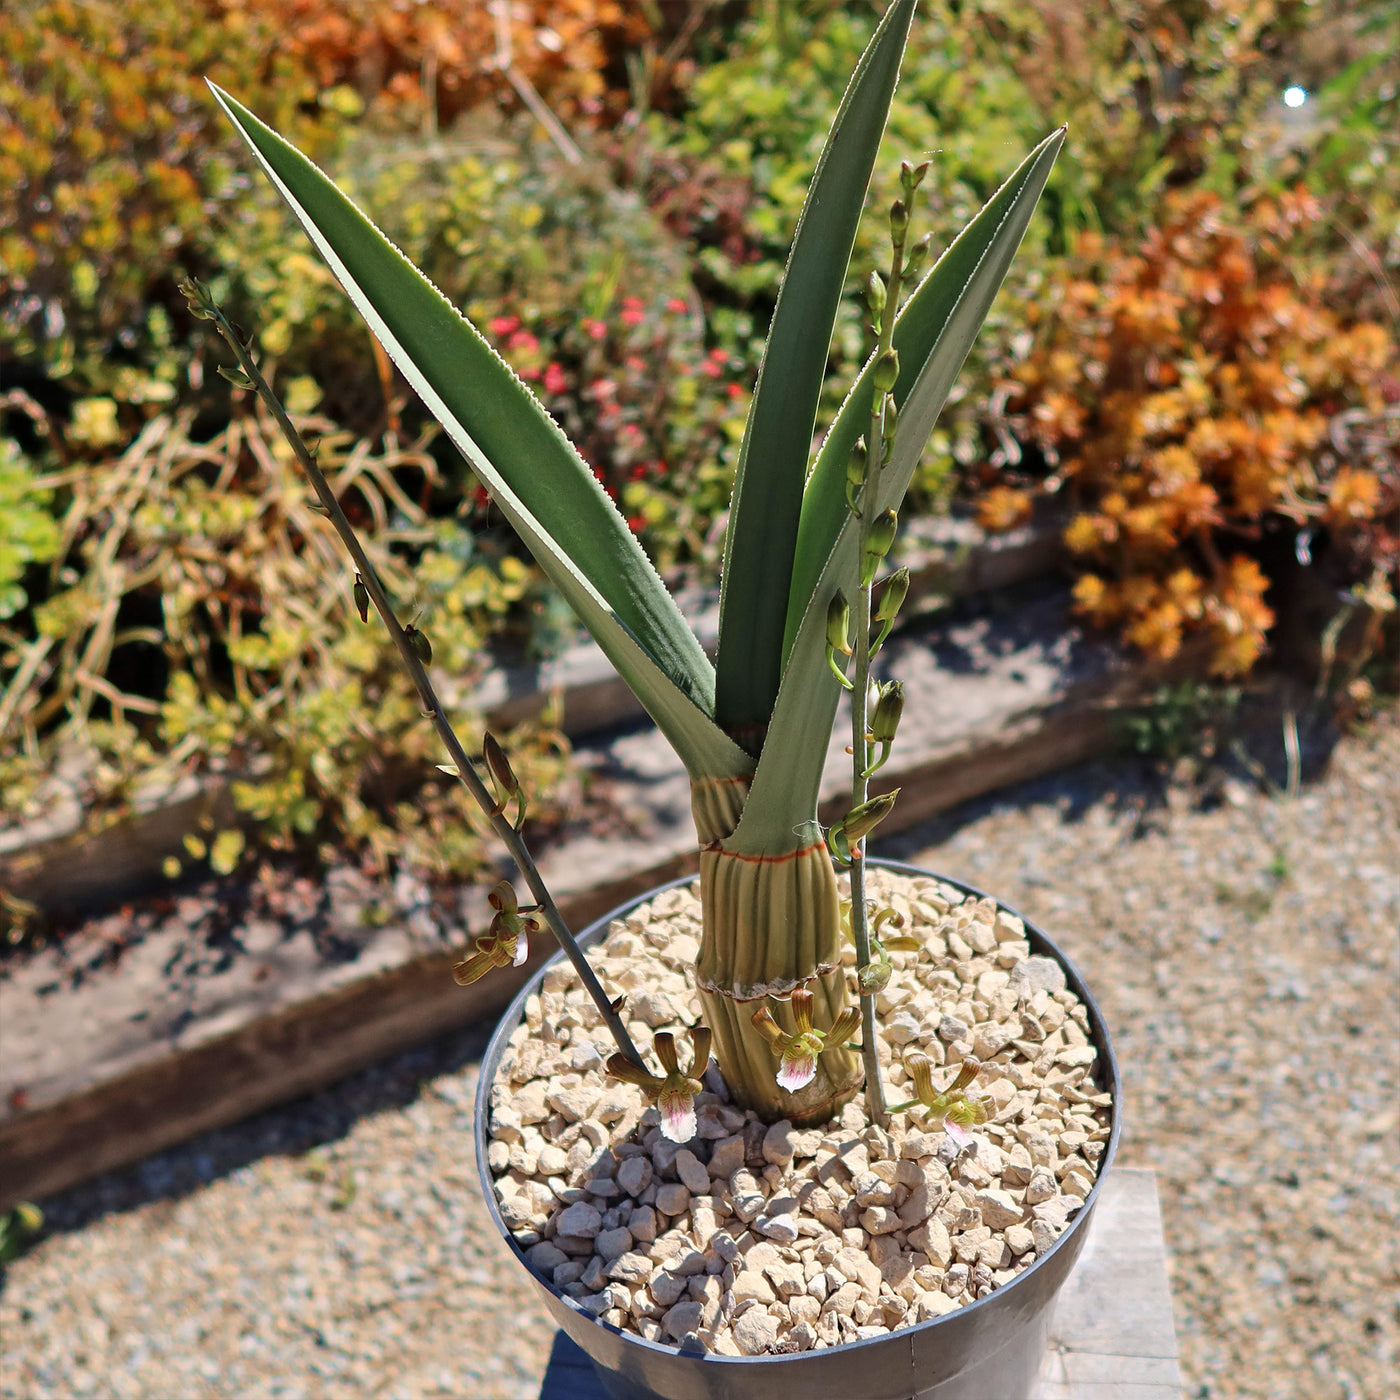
452,880,539,985
751,987,862,1093
890,1052,992,1148
606,1026,712,1143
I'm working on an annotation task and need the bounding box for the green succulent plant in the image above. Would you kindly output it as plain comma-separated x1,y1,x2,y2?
207,0,1061,1127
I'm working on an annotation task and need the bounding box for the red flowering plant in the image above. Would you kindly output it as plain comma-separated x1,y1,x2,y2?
485,294,750,578
986,187,1398,677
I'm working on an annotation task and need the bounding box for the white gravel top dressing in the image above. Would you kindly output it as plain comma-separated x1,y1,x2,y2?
486,869,1112,1355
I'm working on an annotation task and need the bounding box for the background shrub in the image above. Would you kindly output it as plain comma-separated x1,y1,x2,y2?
3,0,1396,939
0,0,343,405
0,393,571,900
1001,187,1397,676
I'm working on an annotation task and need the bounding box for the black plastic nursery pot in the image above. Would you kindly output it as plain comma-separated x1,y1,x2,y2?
475,859,1122,1400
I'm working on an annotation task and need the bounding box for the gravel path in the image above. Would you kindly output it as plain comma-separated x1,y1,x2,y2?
2,711,1395,1400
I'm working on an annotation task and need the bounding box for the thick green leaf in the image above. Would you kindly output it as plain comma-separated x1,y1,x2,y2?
785,126,1067,659
713,0,916,743
728,128,1065,855
210,84,751,782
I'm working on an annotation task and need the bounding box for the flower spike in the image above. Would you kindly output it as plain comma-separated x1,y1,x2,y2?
606,1025,711,1144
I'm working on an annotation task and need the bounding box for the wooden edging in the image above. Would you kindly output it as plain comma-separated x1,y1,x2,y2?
0,579,1196,1210
0,514,1063,920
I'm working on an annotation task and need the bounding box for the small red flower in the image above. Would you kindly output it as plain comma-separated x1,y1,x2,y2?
489,315,520,338
507,330,539,353
665,297,688,314
584,318,607,341
543,362,567,396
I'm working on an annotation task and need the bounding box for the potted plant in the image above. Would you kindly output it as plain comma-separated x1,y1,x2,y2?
190,2,1118,1393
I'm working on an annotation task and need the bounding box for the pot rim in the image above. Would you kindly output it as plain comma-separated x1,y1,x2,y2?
473,857,1122,1368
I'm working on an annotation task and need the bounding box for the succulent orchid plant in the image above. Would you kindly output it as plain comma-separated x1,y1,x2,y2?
200,0,1062,1139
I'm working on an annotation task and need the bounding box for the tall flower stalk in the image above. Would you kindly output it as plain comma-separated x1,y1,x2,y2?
837,158,933,1125
205,0,1063,1126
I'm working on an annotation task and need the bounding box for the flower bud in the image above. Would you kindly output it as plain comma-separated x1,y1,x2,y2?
872,348,900,393
890,198,909,240
875,567,910,623
900,159,931,195
846,438,868,490
905,232,934,281
842,788,899,843
179,277,217,320
406,625,432,664
871,680,904,742
826,592,852,656
867,508,898,560
483,731,519,798
353,574,369,623
859,958,892,993
217,365,255,390
866,270,887,327
881,394,898,444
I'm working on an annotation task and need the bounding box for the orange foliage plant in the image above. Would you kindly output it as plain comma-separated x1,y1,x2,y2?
1003,188,1398,675
235,0,651,128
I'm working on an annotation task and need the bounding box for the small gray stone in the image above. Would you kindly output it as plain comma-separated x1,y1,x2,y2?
732,1309,779,1355
616,1155,653,1198
731,1191,766,1223
762,1120,795,1166
649,1271,689,1307
655,1184,690,1216
513,1080,550,1123
526,1241,568,1273
853,1171,896,1207
594,1226,634,1261
1009,956,1067,997
884,1010,923,1045
731,1269,775,1305
675,1149,710,1194
662,1301,704,1341
548,1083,602,1123
707,1135,746,1179
556,1201,603,1238
754,1214,800,1244
974,1189,1025,1230
608,1251,653,1283
628,1205,658,1242
938,1014,970,1044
